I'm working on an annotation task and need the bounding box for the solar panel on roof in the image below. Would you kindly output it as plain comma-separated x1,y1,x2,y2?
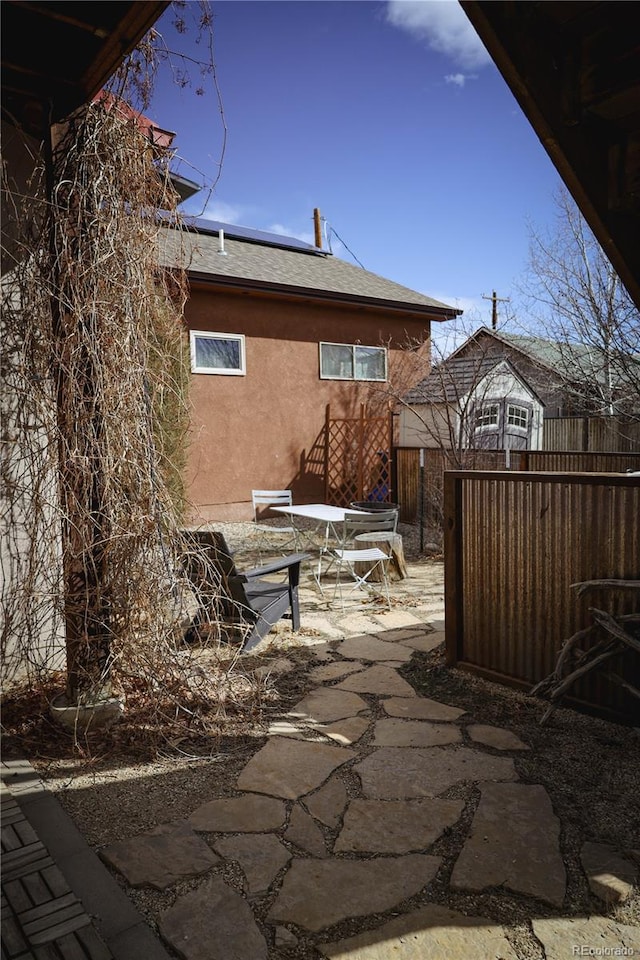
186,217,323,255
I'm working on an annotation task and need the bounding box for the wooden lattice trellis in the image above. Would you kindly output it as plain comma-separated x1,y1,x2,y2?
324,404,393,507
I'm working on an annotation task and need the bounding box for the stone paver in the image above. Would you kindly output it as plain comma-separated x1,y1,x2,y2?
285,804,328,857
286,688,370,722
159,876,268,960
268,715,370,744
336,613,383,634
100,821,219,891
467,724,530,751
451,782,566,907
382,695,465,722
299,614,346,639
397,631,445,653
267,854,441,931
237,737,355,800
317,903,518,959
336,635,414,662
302,777,348,828
580,841,637,903
335,665,417,697
188,794,286,832
213,834,291,896
318,716,371,744
355,746,517,798
372,717,461,747
532,915,640,959
368,610,425,629
252,657,295,680
374,627,427,643
334,797,464,854
309,660,366,683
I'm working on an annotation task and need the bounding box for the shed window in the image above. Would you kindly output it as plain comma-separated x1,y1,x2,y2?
475,403,499,428
190,331,245,375
507,404,529,429
320,342,387,381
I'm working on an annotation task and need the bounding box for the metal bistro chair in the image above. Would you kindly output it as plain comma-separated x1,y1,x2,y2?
251,489,298,556
327,509,398,610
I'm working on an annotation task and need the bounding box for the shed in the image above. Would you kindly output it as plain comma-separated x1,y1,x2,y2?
400,355,544,451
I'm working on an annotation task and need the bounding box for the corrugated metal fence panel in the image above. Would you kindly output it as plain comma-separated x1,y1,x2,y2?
446,471,640,723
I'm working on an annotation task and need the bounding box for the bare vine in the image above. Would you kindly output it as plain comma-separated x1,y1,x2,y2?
1,11,256,754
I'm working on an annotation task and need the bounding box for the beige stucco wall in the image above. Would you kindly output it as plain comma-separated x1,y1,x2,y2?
184,282,433,521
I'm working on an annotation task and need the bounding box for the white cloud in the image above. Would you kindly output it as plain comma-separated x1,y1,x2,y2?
444,72,469,88
266,222,315,245
386,0,491,71
181,195,245,223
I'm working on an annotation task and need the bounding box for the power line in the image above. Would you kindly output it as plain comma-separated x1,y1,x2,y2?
328,225,366,269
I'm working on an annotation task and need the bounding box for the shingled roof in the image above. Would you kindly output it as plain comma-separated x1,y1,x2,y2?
453,327,640,394
404,353,545,407
158,220,461,319
404,355,517,404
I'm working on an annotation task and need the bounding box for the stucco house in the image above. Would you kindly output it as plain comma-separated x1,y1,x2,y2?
158,219,461,521
399,353,544,451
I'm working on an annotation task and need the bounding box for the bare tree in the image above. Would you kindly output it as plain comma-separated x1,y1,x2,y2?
518,187,640,418
371,314,535,540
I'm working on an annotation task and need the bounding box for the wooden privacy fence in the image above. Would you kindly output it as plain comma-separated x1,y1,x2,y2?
396,447,640,524
443,470,640,723
544,416,640,452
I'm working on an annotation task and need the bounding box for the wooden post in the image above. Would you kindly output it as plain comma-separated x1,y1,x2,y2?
313,208,323,249
443,472,463,667
324,403,331,503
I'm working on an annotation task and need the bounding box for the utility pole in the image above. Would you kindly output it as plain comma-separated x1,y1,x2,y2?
482,290,510,330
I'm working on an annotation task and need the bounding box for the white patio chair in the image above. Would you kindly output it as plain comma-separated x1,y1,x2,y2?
325,510,397,609
251,489,298,555
330,544,392,611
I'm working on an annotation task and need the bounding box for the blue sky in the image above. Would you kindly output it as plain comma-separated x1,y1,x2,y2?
147,1,565,334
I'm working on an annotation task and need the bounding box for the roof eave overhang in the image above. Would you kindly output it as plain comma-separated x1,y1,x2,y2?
2,2,170,134
460,1,640,313
187,270,462,322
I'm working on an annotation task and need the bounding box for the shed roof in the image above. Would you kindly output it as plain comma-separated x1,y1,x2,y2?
158,221,461,319
403,354,540,404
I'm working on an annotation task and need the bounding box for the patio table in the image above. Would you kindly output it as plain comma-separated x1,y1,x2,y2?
271,503,376,584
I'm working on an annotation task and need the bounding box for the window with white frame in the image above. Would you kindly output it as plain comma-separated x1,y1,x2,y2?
474,403,499,429
319,342,387,381
190,331,246,375
507,403,529,429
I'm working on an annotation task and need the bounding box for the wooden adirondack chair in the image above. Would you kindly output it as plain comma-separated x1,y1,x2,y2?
181,530,310,653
